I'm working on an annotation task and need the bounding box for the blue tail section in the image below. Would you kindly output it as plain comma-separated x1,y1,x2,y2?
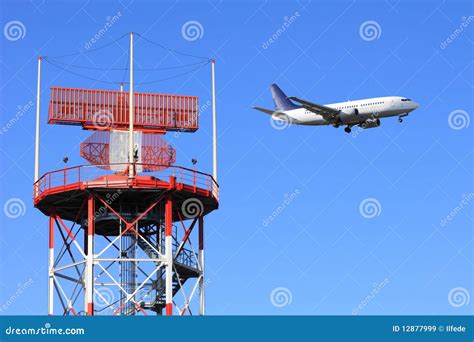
270,84,300,111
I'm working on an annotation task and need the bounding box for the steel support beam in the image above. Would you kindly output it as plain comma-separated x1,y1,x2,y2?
165,194,173,315
199,215,205,315
48,215,54,315
85,195,95,315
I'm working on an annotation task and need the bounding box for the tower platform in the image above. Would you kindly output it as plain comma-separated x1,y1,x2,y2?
33,164,219,236
34,163,218,315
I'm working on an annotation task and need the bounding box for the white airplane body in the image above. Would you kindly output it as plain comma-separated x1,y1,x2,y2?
254,84,419,133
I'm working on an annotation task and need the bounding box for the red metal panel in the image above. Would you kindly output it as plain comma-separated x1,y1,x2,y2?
48,87,199,132
80,131,176,172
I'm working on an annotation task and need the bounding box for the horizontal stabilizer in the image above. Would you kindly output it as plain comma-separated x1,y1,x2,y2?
253,106,274,115
253,106,300,123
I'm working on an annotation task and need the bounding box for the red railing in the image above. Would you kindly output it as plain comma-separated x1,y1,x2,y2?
48,87,199,132
33,164,218,202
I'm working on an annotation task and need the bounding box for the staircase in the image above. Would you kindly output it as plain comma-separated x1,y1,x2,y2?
133,232,200,313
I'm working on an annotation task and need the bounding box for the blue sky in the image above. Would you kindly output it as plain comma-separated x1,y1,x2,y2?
0,0,472,315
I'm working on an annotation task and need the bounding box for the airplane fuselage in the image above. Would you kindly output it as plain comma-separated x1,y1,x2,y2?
280,96,419,126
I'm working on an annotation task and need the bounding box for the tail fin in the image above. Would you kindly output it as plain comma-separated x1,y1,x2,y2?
270,84,299,111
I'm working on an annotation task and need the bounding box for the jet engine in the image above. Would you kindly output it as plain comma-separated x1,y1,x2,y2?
338,108,359,124
345,108,359,116
359,118,380,129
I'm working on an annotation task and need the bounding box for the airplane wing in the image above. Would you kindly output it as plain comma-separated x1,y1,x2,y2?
252,106,300,123
288,97,340,121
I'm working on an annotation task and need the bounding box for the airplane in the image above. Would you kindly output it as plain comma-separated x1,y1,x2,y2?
253,84,419,133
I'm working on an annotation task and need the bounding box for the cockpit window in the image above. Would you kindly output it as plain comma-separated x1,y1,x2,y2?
401,98,411,101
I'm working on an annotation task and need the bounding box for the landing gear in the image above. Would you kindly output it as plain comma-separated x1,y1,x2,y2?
344,126,352,133
398,117,403,123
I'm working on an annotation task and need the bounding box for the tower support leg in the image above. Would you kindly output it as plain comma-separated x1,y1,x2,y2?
199,216,205,315
48,215,54,315
165,195,173,316
85,195,95,315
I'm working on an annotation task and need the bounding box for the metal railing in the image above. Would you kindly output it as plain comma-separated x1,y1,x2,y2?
174,246,197,269
33,163,219,201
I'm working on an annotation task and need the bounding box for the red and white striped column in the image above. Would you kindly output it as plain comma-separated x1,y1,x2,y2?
199,215,205,315
48,215,54,315
86,195,95,315
165,194,173,315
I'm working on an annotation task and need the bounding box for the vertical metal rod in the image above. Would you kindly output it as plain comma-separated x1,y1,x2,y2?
119,216,123,314
198,216,205,315
211,59,217,183
120,83,124,131
165,193,173,315
86,195,95,315
34,56,42,195
128,32,135,178
48,214,54,315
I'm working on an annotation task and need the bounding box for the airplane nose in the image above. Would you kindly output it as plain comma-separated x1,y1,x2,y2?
412,101,419,109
